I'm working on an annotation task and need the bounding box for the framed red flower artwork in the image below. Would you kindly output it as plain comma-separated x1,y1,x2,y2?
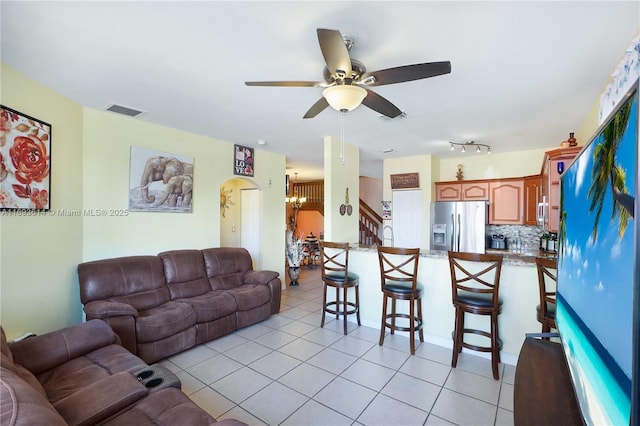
0,105,51,210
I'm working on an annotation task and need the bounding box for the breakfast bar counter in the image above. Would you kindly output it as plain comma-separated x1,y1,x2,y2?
346,247,548,365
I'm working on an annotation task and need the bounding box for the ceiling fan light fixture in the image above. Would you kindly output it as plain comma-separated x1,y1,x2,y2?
322,85,367,112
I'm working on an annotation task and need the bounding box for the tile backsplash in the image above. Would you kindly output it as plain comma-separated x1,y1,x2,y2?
486,224,547,251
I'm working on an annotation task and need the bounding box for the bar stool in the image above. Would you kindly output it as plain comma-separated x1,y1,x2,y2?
536,256,557,336
377,246,423,355
448,251,503,380
320,241,361,335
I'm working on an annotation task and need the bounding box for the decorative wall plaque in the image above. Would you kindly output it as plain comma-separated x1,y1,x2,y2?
390,172,419,189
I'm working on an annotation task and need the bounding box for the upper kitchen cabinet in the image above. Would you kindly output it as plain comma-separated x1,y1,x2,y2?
541,146,582,232
523,175,542,226
489,179,524,224
435,181,489,201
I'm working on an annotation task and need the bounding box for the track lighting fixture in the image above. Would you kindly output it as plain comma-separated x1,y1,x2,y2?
449,141,492,154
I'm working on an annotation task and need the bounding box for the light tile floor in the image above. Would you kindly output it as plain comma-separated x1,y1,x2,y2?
160,267,515,426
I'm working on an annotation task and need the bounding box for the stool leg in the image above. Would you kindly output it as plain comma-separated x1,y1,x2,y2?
335,287,340,320
417,297,424,343
542,320,550,340
409,296,416,355
452,307,463,368
379,295,388,347
321,283,328,328
342,286,348,335
355,285,361,326
491,311,500,380
390,299,396,335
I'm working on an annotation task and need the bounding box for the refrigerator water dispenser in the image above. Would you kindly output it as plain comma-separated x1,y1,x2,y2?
433,224,446,245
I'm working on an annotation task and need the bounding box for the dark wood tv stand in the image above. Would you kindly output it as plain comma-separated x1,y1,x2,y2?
514,336,585,426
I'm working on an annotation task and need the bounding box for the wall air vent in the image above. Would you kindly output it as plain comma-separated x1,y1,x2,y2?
105,104,146,118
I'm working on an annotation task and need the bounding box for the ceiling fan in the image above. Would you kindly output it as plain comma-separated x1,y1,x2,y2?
245,28,451,119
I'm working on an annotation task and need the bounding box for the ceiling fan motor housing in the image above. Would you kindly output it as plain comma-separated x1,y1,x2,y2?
323,59,367,84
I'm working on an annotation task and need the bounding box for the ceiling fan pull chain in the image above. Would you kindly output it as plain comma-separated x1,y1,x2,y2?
340,110,346,165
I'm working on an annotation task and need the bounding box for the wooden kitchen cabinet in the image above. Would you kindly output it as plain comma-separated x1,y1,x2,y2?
489,179,524,224
435,182,461,201
541,146,581,232
523,175,542,225
435,181,489,201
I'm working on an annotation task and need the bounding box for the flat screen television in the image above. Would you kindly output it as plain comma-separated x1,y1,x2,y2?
558,80,638,426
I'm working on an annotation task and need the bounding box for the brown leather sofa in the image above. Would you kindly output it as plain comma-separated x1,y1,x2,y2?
0,319,246,426
78,248,281,364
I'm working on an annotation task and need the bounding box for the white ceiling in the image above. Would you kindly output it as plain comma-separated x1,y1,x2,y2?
1,1,638,180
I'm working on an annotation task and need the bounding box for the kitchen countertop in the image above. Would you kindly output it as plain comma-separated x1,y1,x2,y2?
345,245,549,362
352,245,556,266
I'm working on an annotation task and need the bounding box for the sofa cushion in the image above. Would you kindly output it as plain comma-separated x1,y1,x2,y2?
101,387,218,426
35,343,148,404
202,248,253,290
226,284,271,311
159,250,211,299
78,256,170,310
0,366,67,426
1,328,47,398
177,291,237,323
9,319,122,375
53,372,149,426
136,301,197,343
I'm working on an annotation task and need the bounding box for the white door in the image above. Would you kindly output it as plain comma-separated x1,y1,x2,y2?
392,189,422,248
240,189,260,267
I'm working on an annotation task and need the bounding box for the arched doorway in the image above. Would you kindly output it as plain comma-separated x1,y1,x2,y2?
219,177,261,268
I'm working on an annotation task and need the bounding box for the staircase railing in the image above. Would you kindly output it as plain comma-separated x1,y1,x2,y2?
359,199,382,246
290,181,382,245
292,181,324,214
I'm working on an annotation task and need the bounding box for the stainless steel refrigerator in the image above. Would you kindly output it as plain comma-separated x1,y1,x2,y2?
430,201,487,253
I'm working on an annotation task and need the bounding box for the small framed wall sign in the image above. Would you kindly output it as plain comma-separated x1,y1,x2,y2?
0,105,52,210
390,172,419,189
234,144,254,177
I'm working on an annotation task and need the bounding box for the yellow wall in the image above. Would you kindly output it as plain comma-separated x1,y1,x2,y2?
1,64,84,338
437,147,551,182
82,107,286,271
324,136,359,243
1,65,286,339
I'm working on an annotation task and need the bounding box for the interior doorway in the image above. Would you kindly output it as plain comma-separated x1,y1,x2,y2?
392,189,422,248
241,189,260,265
219,178,261,267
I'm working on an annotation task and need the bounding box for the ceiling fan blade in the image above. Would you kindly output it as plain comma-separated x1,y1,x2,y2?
245,81,322,87
361,61,451,86
317,28,352,77
303,97,329,119
361,89,402,118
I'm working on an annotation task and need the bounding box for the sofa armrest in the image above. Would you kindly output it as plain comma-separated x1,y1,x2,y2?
53,372,149,426
243,270,279,285
10,320,120,375
84,300,138,319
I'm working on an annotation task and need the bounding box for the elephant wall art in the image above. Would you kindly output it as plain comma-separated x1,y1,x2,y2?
128,146,194,213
